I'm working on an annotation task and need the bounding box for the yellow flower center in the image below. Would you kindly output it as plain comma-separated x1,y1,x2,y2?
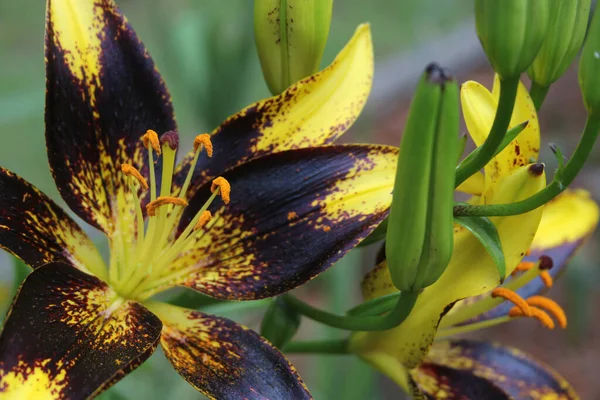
110,129,228,301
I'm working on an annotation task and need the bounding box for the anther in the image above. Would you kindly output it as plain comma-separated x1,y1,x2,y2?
491,288,532,316
540,271,553,288
526,296,567,328
146,196,188,216
142,129,161,155
515,261,536,272
509,306,555,329
211,177,231,204
160,130,179,150
121,164,148,190
194,210,212,230
194,134,213,157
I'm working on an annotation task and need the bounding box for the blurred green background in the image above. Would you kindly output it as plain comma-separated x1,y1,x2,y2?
1,0,599,399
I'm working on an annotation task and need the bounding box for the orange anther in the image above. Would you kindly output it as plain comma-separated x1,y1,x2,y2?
525,248,531,256
194,210,212,230
211,177,231,204
526,296,567,329
515,261,536,272
287,211,298,221
121,164,148,190
194,134,213,157
509,306,555,330
491,288,531,317
146,196,188,216
540,271,553,288
142,129,161,155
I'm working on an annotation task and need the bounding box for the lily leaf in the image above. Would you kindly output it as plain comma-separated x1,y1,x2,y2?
454,214,506,281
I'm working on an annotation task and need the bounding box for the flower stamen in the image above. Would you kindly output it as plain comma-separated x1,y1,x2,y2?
194,210,212,230
540,271,553,288
211,177,231,204
121,164,148,189
194,134,213,157
509,306,555,329
491,288,532,317
526,296,567,328
146,196,188,217
142,129,161,155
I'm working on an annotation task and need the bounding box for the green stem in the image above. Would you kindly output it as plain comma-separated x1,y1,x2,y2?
455,76,520,187
454,113,600,217
283,339,349,354
346,292,400,316
282,291,418,331
529,81,549,112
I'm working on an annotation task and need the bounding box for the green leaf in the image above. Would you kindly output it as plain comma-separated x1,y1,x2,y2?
454,214,506,280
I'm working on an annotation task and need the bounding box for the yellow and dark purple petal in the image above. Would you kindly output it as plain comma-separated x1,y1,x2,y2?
45,0,176,234
412,340,577,399
172,24,373,202
0,167,106,278
0,262,162,398
462,189,599,324
146,302,312,399
168,145,396,300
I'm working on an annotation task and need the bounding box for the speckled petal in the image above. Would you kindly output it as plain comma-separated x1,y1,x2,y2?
350,164,545,369
172,24,373,201
461,77,540,188
0,262,162,399
412,340,577,399
45,0,176,234
161,145,396,300
0,167,106,278
461,189,599,323
146,301,312,399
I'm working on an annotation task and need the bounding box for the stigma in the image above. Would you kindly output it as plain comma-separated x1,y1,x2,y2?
112,129,230,300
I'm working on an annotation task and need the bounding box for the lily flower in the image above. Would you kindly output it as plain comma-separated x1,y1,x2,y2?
0,0,398,398
349,77,599,397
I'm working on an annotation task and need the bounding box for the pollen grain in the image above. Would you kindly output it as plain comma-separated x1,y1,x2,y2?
526,296,567,328
142,129,161,155
491,288,531,317
146,196,188,216
194,134,213,157
121,164,148,189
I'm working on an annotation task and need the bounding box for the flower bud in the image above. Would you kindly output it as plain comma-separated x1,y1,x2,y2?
254,0,333,95
528,0,591,87
579,6,600,114
475,0,550,78
386,64,459,292
260,297,301,348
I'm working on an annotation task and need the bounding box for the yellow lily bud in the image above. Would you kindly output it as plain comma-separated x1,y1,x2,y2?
579,6,600,114
254,0,333,95
475,0,550,78
529,0,591,87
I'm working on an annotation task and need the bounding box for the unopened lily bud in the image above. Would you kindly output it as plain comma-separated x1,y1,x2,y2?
579,6,600,114
260,297,301,348
475,0,550,78
529,0,591,87
386,64,459,292
254,0,333,95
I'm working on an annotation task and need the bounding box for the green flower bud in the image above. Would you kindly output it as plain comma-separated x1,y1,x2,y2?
475,0,550,78
579,6,600,114
254,0,333,95
260,297,301,348
529,0,591,87
386,64,459,292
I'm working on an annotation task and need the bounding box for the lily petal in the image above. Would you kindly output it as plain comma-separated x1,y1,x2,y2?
164,145,396,300
461,77,540,188
412,340,577,399
172,24,373,201
351,164,545,368
0,167,106,278
0,262,162,398
146,301,312,399
462,189,599,323
456,171,485,196
45,0,176,234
